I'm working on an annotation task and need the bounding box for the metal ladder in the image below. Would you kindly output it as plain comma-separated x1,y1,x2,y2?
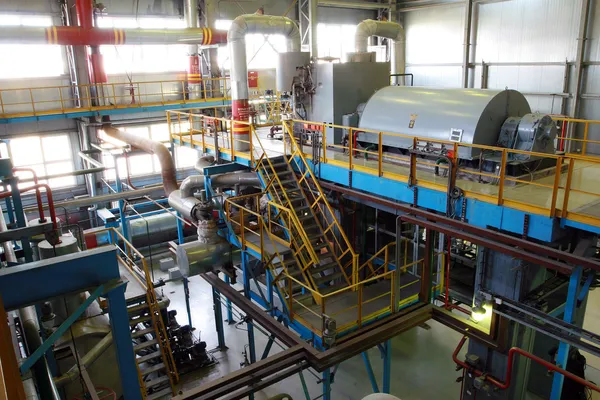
111,229,179,400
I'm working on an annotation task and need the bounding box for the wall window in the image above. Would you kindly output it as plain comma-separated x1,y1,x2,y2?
101,123,195,180
8,134,76,188
97,16,188,74
0,14,64,79
216,19,285,70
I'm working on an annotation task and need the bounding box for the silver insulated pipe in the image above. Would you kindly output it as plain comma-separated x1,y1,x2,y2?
228,15,300,151
354,20,405,85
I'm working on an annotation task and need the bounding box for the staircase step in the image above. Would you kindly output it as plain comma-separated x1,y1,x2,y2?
129,315,152,326
147,387,172,400
132,327,155,339
279,179,298,186
310,261,338,275
140,363,165,376
314,272,343,286
127,303,149,316
298,214,314,221
276,170,294,177
273,258,296,269
145,375,170,389
134,339,158,352
137,350,162,364
313,242,329,251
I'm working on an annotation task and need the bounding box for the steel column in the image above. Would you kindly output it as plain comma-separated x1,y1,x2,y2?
105,284,143,400
183,277,193,327
212,286,227,350
462,0,474,88
322,368,332,400
382,339,392,393
362,351,380,393
266,269,274,317
242,251,256,400
115,173,130,242
550,265,582,399
224,274,235,323
176,211,185,245
570,0,591,119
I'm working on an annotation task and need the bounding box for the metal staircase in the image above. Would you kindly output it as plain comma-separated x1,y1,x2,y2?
250,128,359,308
110,229,179,399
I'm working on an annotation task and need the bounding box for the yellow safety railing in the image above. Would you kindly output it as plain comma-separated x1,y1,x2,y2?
92,227,179,398
281,120,360,286
552,116,600,157
0,78,230,119
280,119,600,228
224,192,323,302
250,92,292,126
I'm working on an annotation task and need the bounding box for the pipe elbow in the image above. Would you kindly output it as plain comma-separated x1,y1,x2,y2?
355,19,378,53
180,175,206,198
228,15,249,43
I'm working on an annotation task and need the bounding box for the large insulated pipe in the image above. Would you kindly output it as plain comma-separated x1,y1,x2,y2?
54,333,112,387
0,26,226,46
228,15,300,151
185,0,202,95
169,172,260,221
103,125,178,195
355,19,405,85
0,207,17,264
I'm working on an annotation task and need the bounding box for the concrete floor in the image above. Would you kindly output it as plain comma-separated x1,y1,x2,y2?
150,260,467,400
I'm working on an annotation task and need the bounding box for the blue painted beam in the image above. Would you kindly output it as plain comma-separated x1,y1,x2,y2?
299,157,563,242
0,247,119,310
20,284,105,374
0,100,230,124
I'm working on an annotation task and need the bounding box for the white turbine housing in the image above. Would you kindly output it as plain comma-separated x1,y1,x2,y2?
362,395,402,400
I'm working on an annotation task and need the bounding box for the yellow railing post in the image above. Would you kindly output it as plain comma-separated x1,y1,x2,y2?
240,208,245,247
57,87,65,113
188,113,193,145
378,132,383,177
181,81,187,103
160,81,165,104
0,91,4,115
357,283,363,328
561,159,575,218
583,123,589,155
322,124,327,162
550,156,563,217
111,83,118,107
349,128,354,170
498,149,507,205
28,89,36,115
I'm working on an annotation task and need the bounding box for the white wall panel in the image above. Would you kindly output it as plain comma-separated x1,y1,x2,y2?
475,0,581,63
405,5,464,64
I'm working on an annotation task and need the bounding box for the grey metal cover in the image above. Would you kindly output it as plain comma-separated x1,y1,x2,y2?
358,86,531,160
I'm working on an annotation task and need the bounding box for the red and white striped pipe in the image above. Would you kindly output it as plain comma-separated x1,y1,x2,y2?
228,14,301,151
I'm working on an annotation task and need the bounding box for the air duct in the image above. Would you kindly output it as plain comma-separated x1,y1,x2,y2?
228,15,301,151
102,125,178,195
354,19,405,85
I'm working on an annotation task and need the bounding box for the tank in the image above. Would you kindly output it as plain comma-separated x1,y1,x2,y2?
358,86,531,160
276,51,310,92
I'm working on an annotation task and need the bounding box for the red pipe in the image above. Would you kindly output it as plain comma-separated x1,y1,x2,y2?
76,0,94,30
445,236,451,309
0,184,59,236
452,336,600,393
12,168,46,223
560,120,567,152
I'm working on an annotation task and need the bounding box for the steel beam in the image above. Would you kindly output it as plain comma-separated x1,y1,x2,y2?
401,215,573,275
0,247,119,310
570,0,592,119
319,181,600,272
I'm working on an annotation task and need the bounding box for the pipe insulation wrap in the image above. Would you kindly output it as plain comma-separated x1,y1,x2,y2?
354,20,405,84
103,125,178,195
228,14,301,101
